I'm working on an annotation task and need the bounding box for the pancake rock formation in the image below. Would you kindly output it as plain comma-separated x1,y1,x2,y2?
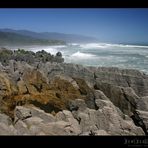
0,48,147,135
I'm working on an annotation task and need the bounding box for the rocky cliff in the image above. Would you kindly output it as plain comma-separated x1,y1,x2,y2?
0,48,148,135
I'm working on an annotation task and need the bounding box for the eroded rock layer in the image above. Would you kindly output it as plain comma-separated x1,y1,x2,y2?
0,51,148,135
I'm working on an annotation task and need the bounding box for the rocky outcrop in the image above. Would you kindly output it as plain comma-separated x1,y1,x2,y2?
37,62,95,87
0,48,64,65
70,96,144,135
0,100,144,135
0,61,95,119
94,67,148,97
0,52,147,135
94,82,139,115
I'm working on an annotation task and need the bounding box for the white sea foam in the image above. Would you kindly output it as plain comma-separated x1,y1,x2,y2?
68,43,79,46
79,43,148,49
105,43,148,49
7,42,148,74
80,43,107,49
70,51,97,59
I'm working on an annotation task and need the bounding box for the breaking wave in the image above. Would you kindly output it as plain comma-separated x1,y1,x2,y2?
7,42,148,74
79,43,148,49
70,51,97,59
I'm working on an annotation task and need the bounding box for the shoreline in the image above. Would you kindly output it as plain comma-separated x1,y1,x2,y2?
2,44,148,74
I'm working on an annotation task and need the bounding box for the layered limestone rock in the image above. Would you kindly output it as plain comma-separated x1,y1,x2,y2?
0,102,144,135
37,62,95,87
0,59,147,135
94,82,140,115
94,67,148,97
70,97,144,135
0,61,93,119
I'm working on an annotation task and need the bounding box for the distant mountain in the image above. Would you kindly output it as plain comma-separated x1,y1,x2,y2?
0,29,99,43
0,31,66,46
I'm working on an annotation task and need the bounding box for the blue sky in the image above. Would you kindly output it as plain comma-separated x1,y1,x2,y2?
0,8,148,43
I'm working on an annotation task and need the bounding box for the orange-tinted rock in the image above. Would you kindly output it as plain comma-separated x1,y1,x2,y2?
17,80,28,95
0,67,94,118
0,69,88,117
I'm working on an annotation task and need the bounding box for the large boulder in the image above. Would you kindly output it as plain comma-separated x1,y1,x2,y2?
14,106,32,122
29,106,56,123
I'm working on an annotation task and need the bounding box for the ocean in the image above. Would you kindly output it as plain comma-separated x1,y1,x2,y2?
10,43,148,74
